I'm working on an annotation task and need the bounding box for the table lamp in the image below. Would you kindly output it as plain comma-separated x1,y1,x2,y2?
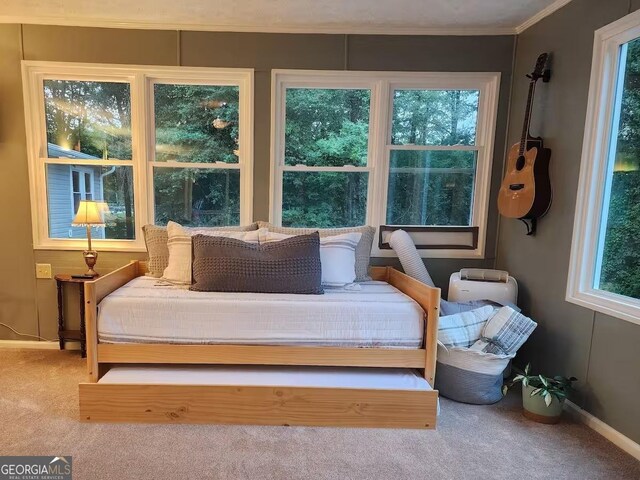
72,200,105,277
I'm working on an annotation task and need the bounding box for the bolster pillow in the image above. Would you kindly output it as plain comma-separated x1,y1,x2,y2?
388,229,435,287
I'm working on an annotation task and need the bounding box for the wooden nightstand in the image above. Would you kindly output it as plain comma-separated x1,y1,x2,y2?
55,274,98,358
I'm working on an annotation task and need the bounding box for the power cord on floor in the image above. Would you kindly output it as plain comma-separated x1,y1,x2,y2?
0,322,57,342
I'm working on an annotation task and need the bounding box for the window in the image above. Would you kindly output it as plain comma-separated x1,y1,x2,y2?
568,10,640,325
22,62,253,250
271,71,500,257
387,89,480,226
42,79,134,241
152,83,242,227
280,86,372,228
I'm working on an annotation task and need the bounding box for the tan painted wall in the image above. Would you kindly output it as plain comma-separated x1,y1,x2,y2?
496,0,640,443
0,24,514,343
0,24,39,340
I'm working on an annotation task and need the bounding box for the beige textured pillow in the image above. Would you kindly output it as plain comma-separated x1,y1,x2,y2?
162,221,262,284
143,222,259,277
142,224,170,278
257,222,375,281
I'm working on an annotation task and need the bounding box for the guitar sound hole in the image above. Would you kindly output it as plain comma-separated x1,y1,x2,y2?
515,155,526,171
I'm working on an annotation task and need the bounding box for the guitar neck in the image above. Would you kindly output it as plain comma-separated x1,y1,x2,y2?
518,80,538,155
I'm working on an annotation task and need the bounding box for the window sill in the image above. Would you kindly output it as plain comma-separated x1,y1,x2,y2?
34,240,147,253
566,289,640,326
371,246,485,259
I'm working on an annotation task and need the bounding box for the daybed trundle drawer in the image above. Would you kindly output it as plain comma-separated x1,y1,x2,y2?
79,366,438,428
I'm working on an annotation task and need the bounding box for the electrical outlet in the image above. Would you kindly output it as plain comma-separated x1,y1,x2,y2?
35,263,52,279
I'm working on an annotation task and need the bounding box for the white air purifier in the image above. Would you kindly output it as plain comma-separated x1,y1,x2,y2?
448,269,518,306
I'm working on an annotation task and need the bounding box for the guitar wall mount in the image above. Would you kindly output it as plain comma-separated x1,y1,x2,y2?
521,63,550,237
519,218,537,236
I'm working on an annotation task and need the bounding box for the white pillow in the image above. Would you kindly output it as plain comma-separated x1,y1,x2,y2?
162,221,262,285
260,230,362,287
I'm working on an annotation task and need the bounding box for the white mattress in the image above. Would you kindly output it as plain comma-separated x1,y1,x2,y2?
99,365,432,390
97,276,424,348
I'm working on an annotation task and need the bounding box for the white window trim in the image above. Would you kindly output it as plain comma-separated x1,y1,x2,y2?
22,61,254,252
567,9,640,326
270,69,500,258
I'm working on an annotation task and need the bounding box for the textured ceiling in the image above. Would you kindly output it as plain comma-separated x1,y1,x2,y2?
0,0,565,34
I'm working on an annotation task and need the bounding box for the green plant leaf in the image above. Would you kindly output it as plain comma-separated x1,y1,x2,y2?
544,392,552,407
502,385,509,396
513,375,524,382
524,363,531,376
530,387,543,397
527,377,542,387
539,375,549,387
522,377,529,387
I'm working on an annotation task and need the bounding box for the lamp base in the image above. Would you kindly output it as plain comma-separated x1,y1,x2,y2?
82,250,99,277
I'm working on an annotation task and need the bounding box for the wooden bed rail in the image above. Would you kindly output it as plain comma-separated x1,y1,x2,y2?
84,262,440,386
370,266,440,385
97,344,426,368
84,261,140,381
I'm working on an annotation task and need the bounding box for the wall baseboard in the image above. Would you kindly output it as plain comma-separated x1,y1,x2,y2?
0,340,80,350
564,400,640,461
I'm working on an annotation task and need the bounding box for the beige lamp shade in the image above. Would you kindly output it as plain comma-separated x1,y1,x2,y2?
72,200,106,226
97,201,110,216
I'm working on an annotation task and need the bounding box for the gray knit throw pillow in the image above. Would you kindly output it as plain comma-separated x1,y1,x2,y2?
190,232,323,294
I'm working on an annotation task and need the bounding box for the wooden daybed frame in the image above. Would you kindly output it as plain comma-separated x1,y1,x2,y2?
79,261,440,428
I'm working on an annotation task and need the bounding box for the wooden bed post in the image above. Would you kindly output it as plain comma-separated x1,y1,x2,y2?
423,287,440,386
84,280,98,382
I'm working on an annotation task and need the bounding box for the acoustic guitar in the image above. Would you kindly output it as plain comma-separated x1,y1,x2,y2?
498,53,552,234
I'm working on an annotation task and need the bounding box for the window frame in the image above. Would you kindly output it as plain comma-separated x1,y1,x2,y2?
567,10,640,326
270,72,379,231
270,69,501,258
22,61,254,252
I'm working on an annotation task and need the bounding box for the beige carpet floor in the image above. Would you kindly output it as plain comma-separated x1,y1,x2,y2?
1,349,638,480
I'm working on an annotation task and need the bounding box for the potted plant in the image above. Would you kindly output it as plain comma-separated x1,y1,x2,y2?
503,364,577,424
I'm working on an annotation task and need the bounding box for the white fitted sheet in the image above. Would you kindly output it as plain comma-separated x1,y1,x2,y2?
99,365,432,390
97,276,424,348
